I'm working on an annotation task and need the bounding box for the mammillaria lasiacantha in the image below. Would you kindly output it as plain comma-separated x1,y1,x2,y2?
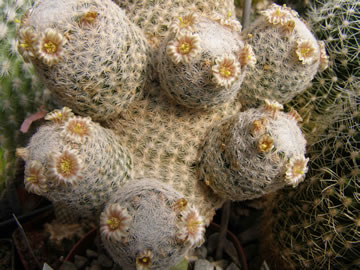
17,0,151,121
198,100,308,200
239,3,328,106
158,13,255,109
17,107,132,218
100,179,205,270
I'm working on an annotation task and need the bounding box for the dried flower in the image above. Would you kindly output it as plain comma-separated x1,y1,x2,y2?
37,28,66,66
173,198,188,213
16,147,29,160
250,118,268,136
24,161,47,195
239,44,256,67
296,39,318,65
281,19,296,34
62,116,91,143
261,4,295,26
136,250,153,270
264,99,283,118
212,54,241,89
176,206,205,247
287,108,303,123
80,10,98,26
214,12,242,32
48,148,82,185
167,32,201,63
257,134,274,153
17,27,38,62
45,107,74,123
170,14,197,33
318,41,329,71
285,156,309,187
100,204,131,241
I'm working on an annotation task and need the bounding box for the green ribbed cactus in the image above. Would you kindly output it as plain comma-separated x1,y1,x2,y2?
262,98,359,269
17,107,132,218
0,0,51,194
288,0,359,142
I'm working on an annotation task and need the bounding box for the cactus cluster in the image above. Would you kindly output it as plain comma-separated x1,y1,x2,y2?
13,0,335,268
262,98,359,269
0,0,51,193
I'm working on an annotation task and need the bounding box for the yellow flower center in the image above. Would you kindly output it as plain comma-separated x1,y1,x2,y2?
44,41,57,54
220,66,232,78
258,135,274,153
140,257,150,264
275,8,281,17
300,47,311,57
293,164,304,175
26,175,38,183
106,217,121,230
20,42,30,48
59,158,73,175
187,218,201,234
179,42,191,54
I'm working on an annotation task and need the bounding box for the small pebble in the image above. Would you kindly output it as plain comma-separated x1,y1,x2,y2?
98,253,113,268
86,249,98,258
74,255,88,268
62,261,78,270
193,245,208,259
226,262,241,270
194,259,214,270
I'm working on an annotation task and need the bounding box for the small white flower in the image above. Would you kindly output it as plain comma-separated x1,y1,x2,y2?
264,99,283,118
24,160,47,195
136,250,153,270
285,156,309,187
239,44,256,67
169,14,197,33
318,41,329,71
17,27,38,62
212,54,241,89
260,4,296,26
296,39,318,65
45,107,74,123
48,147,82,185
176,206,205,247
100,204,132,242
61,116,92,144
213,12,242,32
167,32,201,64
37,28,66,66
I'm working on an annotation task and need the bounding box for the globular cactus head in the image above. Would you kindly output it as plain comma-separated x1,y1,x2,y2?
158,13,255,109
239,3,328,106
16,0,150,121
100,179,206,270
17,107,132,218
198,100,308,201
